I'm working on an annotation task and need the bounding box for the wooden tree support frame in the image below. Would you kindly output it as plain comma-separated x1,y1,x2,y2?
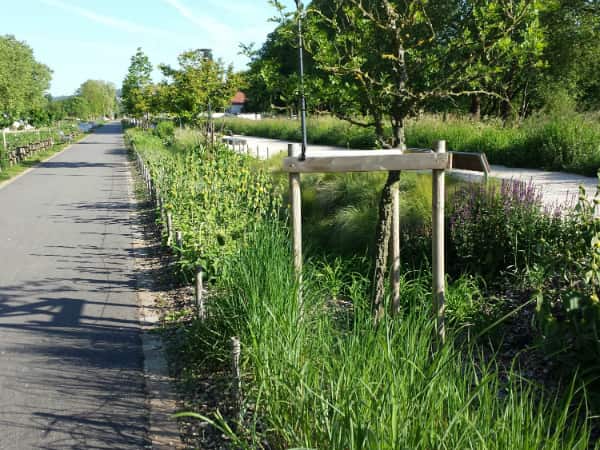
284,142,449,342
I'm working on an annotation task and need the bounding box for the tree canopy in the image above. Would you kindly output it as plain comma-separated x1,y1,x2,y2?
159,49,240,124
77,79,117,119
0,35,52,127
121,48,153,119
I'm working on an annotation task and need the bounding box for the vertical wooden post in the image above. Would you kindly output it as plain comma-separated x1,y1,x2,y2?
266,146,270,160
432,140,446,343
175,230,183,248
196,266,205,319
391,183,401,315
166,212,173,246
288,144,302,277
231,336,241,409
1,129,6,170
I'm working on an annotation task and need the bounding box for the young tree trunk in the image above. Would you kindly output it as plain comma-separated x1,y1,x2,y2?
501,99,513,124
372,169,401,322
470,95,481,121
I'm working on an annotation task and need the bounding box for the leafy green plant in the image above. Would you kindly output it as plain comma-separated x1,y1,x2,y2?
535,185,600,364
127,128,280,279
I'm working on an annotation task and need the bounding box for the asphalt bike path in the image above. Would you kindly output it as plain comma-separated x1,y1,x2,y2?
0,123,148,449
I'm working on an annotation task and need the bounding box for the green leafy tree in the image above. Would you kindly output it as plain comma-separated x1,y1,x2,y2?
539,0,600,111
159,49,240,125
64,96,91,119
300,0,546,316
0,35,51,126
121,48,153,119
77,79,117,119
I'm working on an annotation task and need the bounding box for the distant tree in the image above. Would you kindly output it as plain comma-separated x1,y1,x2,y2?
77,80,117,119
0,35,52,126
159,49,240,126
539,0,600,111
64,96,91,120
121,48,153,120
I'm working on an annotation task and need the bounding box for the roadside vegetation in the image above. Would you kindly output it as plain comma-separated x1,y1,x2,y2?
117,0,600,447
0,121,84,183
223,113,600,176
128,125,599,448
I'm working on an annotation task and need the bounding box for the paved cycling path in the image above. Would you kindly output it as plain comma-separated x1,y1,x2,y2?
234,135,597,208
0,123,148,449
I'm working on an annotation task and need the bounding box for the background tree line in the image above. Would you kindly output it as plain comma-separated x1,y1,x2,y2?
120,47,239,127
244,0,600,125
1,34,117,128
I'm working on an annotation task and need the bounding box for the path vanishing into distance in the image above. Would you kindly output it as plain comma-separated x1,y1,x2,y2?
0,123,148,449
235,134,598,208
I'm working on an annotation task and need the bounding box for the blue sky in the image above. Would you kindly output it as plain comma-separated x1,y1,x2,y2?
2,0,295,96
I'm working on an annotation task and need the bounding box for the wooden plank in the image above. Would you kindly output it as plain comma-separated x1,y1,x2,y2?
451,151,491,174
432,141,446,344
282,150,451,173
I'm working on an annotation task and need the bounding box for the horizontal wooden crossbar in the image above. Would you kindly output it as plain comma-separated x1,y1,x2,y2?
282,150,451,173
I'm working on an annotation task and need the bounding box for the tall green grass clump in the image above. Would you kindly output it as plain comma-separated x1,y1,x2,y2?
183,222,592,449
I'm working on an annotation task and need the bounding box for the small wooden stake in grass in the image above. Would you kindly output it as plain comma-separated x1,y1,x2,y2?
196,267,205,320
288,144,302,277
391,183,401,316
432,140,446,343
175,230,183,249
231,336,241,409
166,212,173,246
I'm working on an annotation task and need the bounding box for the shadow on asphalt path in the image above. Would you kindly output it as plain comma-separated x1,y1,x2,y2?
0,123,152,449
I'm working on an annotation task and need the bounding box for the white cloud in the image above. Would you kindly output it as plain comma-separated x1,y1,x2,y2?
161,0,232,35
40,0,173,36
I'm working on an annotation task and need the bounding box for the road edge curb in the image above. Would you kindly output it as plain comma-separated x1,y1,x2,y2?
128,157,183,449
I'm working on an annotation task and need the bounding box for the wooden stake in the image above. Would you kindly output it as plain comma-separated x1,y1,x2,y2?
391,183,401,315
196,267,205,320
432,140,446,343
175,230,183,249
288,144,302,277
231,337,241,409
2,129,6,170
166,212,173,246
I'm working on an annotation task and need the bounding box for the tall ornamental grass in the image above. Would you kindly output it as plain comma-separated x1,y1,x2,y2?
184,222,592,449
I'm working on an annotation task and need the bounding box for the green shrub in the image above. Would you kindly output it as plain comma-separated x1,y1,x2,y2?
126,128,280,279
154,120,175,143
534,185,600,365
448,179,566,280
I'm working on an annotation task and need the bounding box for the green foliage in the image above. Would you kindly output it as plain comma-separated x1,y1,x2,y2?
126,129,279,278
448,179,566,280
121,48,153,119
172,222,591,449
76,79,116,119
0,35,52,126
222,115,378,148
153,120,175,144
159,50,240,125
535,185,600,365
225,114,600,176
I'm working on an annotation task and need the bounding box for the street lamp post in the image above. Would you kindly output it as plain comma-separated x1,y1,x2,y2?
295,0,308,161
